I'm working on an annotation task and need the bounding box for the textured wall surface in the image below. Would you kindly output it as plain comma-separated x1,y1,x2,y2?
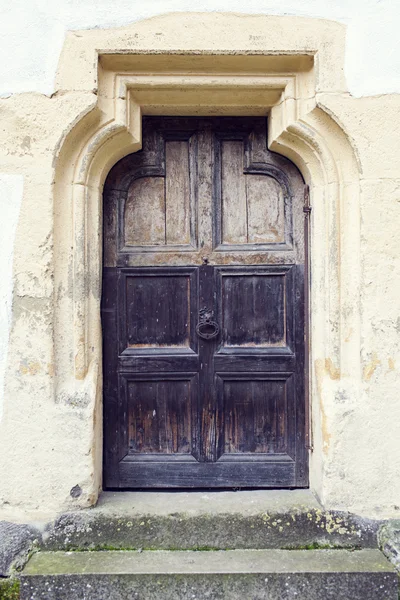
0,175,23,422
0,0,399,97
0,9,399,521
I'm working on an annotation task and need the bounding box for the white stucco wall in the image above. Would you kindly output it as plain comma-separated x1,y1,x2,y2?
0,175,23,422
0,0,399,98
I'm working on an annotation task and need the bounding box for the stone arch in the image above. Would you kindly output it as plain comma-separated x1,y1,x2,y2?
52,13,361,506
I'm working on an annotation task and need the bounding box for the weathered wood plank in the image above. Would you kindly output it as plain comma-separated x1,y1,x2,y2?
221,272,286,348
222,379,287,454
165,140,191,245
221,140,247,244
123,273,191,350
119,459,296,488
126,379,192,454
246,175,285,244
124,177,165,246
103,190,119,267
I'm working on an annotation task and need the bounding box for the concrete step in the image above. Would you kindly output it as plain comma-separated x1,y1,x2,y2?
20,549,398,600
42,491,382,551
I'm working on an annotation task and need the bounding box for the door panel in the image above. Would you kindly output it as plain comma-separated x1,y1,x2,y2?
213,123,295,253
219,140,286,246
219,269,289,349
119,269,198,354
121,373,198,456
124,177,165,247
217,374,291,455
102,116,307,488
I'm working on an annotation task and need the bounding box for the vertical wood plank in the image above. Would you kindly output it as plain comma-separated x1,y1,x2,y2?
221,140,247,244
199,264,217,462
197,127,213,253
165,141,191,245
222,273,286,348
124,273,191,350
127,379,192,454
101,268,120,486
222,379,287,455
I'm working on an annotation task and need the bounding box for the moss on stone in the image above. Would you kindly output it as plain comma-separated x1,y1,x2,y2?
0,579,20,600
64,544,228,552
283,542,361,550
42,507,380,553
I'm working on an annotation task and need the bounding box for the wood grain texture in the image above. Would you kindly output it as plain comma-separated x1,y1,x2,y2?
246,175,285,243
124,177,165,246
124,274,191,349
221,272,286,348
219,138,286,248
165,141,191,245
221,140,247,244
103,190,119,267
222,378,287,454
126,378,193,454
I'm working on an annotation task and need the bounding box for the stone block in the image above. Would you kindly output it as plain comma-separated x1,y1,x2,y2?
41,491,381,552
0,521,39,576
20,548,398,600
379,520,400,570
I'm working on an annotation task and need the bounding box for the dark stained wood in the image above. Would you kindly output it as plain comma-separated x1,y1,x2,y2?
119,460,296,488
198,264,217,463
101,268,119,487
123,376,194,454
219,269,288,348
102,116,307,489
221,378,288,454
123,273,192,350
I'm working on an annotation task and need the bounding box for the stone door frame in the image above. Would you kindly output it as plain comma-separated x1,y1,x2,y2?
52,14,361,507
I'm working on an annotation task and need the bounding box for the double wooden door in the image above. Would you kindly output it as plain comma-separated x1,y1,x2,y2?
102,117,307,488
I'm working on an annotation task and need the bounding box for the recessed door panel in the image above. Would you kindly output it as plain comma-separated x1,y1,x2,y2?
214,125,294,253
217,375,291,456
124,177,165,246
121,374,198,456
220,140,286,246
218,267,294,351
119,268,198,355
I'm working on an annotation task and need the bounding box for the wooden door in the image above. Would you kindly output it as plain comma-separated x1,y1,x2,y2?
102,117,307,488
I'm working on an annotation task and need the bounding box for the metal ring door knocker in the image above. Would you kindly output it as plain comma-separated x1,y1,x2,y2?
196,308,220,340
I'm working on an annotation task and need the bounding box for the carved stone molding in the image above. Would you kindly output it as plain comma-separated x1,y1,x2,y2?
52,13,360,505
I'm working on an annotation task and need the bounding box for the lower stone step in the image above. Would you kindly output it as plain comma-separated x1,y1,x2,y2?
20,549,397,599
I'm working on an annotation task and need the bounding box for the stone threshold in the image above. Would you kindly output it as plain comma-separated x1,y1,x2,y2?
94,489,321,517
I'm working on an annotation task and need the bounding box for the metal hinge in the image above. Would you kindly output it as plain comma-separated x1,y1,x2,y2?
303,184,311,215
